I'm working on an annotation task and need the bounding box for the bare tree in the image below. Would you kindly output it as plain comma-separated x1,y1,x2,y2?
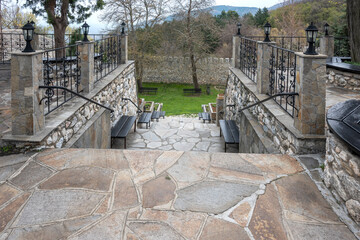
173,0,215,89
102,0,170,88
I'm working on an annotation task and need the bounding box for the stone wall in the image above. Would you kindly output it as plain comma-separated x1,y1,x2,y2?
143,56,232,86
324,131,360,223
225,68,326,154
327,67,360,91
3,62,137,151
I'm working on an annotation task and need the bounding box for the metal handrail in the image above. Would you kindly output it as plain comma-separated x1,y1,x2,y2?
122,98,142,113
39,86,114,113
238,92,299,113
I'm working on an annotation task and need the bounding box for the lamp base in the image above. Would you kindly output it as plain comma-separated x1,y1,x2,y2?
22,41,35,53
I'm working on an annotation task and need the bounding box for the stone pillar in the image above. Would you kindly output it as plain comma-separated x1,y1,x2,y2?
11,51,44,135
31,33,40,50
78,41,95,93
294,53,327,135
319,36,334,57
256,41,275,94
232,35,240,68
120,35,128,64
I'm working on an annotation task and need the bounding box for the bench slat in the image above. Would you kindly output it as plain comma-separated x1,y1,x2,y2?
227,120,240,143
219,120,235,143
118,116,136,137
111,116,130,137
138,112,152,123
151,111,161,120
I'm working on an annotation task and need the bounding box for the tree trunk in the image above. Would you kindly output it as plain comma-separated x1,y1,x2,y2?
187,0,199,89
190,52,199,89
53,22,67,58
135,57,143,89
347,0,360,62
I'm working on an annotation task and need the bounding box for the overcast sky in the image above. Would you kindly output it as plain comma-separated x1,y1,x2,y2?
214,0,282,8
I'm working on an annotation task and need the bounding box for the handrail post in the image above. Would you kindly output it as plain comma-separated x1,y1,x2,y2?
10,50,45,135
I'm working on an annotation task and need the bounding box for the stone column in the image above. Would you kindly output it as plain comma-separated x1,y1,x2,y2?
11,51,44,135
120,35,128,64
78,41,95,93
232,35,240,68
31,33,40,50
319,36,334,57
256,41,275,94
294,53,327,135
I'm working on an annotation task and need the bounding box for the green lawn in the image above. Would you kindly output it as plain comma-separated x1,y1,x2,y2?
138,83,224,116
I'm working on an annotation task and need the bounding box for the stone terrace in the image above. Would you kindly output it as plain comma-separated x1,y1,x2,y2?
0,149,356,239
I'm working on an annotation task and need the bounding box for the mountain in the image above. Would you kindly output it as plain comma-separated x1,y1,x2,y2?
210,5,259,17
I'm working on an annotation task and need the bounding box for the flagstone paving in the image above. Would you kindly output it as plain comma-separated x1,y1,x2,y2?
113,116,239,153
0,149,357,239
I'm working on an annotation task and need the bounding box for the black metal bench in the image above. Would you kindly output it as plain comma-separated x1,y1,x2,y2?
138,112,152,128
160,111,166,119
111,115,137,149
183,88,202,95
219,120,240,152
199,112,211,123
139,87,158,95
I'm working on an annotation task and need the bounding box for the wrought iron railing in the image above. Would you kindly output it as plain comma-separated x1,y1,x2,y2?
0,33,26,63
248,36,308,52
334,37,350,57
94,35,121,82
239,37,258,83
268,44,298,117
42,44,81,115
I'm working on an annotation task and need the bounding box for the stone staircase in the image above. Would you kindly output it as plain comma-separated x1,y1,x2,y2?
0,148,358,239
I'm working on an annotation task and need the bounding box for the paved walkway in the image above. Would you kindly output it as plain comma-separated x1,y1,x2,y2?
113,116,238,153
0,149,356,239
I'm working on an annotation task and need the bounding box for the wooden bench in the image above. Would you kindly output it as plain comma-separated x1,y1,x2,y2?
199,112,211,123
139,87,158,95
219,120,240,152
111,115,137,149
160,111,166,119
138,112,152,128
151,111,161,122
183,88,202,95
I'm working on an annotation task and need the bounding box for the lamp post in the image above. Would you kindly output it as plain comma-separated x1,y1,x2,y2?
121,22,126,35
237,23,242,36
22,21,35,52
81,22,90,42
263,22,272,42
324,23,329,36
304,22,318,55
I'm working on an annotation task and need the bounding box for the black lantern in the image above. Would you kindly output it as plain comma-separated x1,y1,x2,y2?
324,23,329,36
22,21,35,52
237,22,242,36
121,22,126,35
304,22,318,55
81,22,90,42
263,22,272,42
30,20,35,27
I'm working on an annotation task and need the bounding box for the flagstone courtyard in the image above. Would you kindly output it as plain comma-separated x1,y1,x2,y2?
0,148,357,239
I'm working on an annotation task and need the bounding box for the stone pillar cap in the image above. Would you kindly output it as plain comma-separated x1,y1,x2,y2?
11,50,44,56
295,52,328,59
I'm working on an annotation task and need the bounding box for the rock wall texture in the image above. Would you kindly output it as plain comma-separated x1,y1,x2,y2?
225,68,325,154
142,56,232,86
41,63,137,149
327,67,360,91
324,131,360,223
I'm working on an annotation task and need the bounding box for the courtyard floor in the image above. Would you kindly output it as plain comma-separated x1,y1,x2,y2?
113,116,238,153
0,149,357,239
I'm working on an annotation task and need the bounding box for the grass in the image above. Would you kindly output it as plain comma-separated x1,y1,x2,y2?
345,61,360,66
138,83,224,116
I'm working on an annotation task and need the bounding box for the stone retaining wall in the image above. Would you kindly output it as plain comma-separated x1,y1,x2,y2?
225,68,326,154
327,67,360,91
3,62,137,151
143,56,232,86
42,63,137,149
324,131,360,223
